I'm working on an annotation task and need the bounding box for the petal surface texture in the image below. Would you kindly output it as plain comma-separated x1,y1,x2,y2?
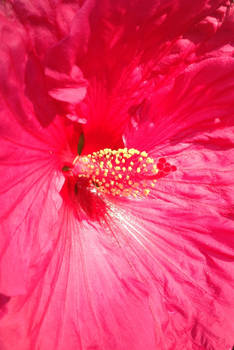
0,1,234,350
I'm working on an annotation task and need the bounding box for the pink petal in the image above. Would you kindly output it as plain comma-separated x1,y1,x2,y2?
122,55,234,348
7,0,80,59
0,216,163,350
125,57,234,149
0,115,66,295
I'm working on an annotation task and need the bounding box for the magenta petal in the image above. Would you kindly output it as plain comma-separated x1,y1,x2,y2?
124,57,234,151
45,0,94,74
7,0,80,59
0,18,66,293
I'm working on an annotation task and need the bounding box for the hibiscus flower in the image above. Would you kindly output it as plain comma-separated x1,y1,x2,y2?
0,0,234,349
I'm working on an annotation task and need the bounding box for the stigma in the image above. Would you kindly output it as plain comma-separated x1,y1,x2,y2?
68,148,176,198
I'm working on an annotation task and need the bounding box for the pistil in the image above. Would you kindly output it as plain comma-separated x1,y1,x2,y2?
70,148,176,198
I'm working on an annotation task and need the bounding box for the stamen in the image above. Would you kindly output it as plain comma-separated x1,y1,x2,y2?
70,148,176,198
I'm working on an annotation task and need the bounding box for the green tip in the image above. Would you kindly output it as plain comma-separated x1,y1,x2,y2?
77,133,85,155
62,166,70,172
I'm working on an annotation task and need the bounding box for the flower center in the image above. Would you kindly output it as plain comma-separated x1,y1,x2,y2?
68,148,176,198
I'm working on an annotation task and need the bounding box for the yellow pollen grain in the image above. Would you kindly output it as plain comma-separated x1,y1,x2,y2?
128,166,132,171
137,167,141,173
129,149,135,155
144,189,150,196
141,151,148,157
115,166,121,171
